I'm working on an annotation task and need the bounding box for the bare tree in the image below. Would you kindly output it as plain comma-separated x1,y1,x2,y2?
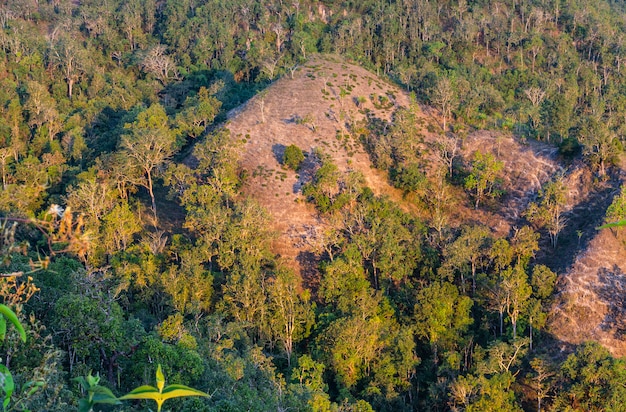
50,36,85,99
140,45,179,84
432,76,457,131
524,87,547,108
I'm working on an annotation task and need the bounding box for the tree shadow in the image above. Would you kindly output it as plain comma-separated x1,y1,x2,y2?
84,106,138,160
532,171,621,275
297,250,321,299
293,151,319,193
595,265,626,338
272,143,286,164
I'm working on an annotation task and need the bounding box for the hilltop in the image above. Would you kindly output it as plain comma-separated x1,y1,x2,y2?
221,55,626,357
224,55,413,262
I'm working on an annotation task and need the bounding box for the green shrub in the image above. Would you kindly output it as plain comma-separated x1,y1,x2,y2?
283,144,305,171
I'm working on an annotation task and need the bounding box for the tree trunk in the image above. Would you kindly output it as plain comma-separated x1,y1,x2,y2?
68,78,74,100
512,317,517,340
147,169,158,224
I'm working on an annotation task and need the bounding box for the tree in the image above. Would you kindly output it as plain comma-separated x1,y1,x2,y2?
49,36,85,99
431,131,461,178
140,44,180,84
526,357,555,412
553,342,626,411
431,76,457,132
524,177,567,248
464,151,504,209
175,86,222,140
120,104,177,223
24,81,61,142
578,114,622,177
268,268,313,367
440,225,492,294
283,144,305,171
414,281,473,362
603,184,626,238
501,265,532,340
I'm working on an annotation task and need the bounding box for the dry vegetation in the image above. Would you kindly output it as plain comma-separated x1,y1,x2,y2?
223,55,626,356
226,55,413,261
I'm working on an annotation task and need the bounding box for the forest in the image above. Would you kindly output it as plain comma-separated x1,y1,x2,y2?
0,0,626,411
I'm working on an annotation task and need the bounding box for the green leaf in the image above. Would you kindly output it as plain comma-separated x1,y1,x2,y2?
77,398,91,412
597,219,626,229
160,384,210,400
0,364,14,410
120,383,209,412
0,316,6,342
118,385,160,400
86,372,99,388
90,385,119,404
0,305,25,343
156,364,165,393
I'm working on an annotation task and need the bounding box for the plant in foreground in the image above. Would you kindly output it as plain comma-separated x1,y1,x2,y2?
119,364,209,411
75,372,120,412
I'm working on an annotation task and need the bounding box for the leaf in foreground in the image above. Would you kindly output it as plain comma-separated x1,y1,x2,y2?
119,365,209,412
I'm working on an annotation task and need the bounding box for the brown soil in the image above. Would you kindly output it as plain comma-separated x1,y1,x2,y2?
548,171,626,356
455,131,561,236
219,54,626,357
225,55,413,265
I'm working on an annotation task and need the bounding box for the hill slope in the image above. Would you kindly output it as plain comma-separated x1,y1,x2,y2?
221,55,626,356
225,55,412,262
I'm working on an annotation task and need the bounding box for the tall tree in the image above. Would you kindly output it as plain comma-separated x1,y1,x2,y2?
464,151,504,209
414,281,473,363
525,177,567,248
49,35,85,99
268,268,313,367
120,104,177,223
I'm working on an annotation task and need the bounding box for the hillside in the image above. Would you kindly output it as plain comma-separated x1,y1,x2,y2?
4,0,626,410
222,55,626,359
225,55,413,263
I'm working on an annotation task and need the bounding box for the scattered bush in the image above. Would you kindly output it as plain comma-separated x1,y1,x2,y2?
283,144,305,171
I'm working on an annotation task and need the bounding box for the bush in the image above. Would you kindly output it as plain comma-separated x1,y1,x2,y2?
283,144,305,171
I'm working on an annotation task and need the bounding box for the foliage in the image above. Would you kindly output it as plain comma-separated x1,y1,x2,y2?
119,364,209,412
0,1,624,411
74,372,120,412
283,144,305,171
464,151,504,209
525,177,568,248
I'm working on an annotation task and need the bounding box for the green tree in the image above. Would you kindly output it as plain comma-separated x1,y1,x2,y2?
120,103,177,223
525,177,567,248
440,225,492,294
553,342,626,411
283,144,305,171
502,265,532,340
267,268,313,367
414,281,473,362
464,151,504,209
175,86,222,140
579,114,622,177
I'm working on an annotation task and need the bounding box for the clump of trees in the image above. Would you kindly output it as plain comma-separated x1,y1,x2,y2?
0,1,624,411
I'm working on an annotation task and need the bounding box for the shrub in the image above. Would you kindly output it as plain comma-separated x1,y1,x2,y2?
283,144,305,171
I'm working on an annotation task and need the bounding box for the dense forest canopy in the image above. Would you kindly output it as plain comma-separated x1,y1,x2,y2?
0,0,625,410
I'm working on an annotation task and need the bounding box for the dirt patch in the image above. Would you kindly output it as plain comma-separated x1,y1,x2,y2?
452,131,561,236
225,55,413,269
217,55,626,355
547,169,626,356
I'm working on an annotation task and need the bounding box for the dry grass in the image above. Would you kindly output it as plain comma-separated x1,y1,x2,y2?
221,54,626,355
226,55,413,264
